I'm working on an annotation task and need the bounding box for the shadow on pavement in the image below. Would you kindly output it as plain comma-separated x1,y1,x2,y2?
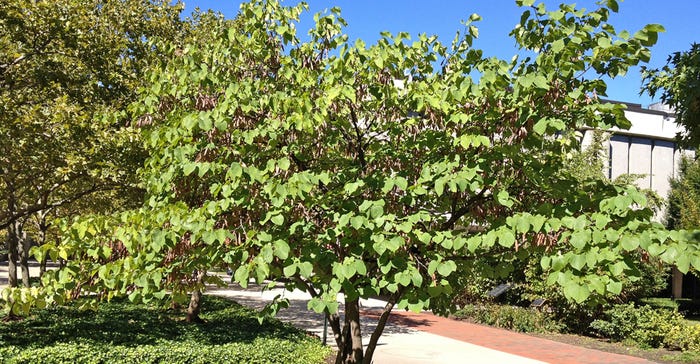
208,283,418,341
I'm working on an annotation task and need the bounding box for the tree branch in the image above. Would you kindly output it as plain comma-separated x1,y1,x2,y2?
363,288,404,364
349,105,367,173
0,183,103,230
440,189,488,231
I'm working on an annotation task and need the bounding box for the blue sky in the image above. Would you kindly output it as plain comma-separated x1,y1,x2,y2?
183,0,699,107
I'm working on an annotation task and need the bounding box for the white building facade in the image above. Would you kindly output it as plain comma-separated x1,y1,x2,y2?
582,101,693,201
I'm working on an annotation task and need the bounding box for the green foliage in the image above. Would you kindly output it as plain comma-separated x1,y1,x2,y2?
0,296,330,364
667,156,700,231
665,351,700,363
564,130,608,181
517,250,668,331
643,43,700,148
11,0,700,362
590,303,685,349
453,303,564,333
665,324,700,352
0,0,184,223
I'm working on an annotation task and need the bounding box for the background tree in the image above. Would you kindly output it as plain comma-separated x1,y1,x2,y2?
667,156,700,231
643,43,700,148
0,0,183,287
15,1,700,364
664,156,700,297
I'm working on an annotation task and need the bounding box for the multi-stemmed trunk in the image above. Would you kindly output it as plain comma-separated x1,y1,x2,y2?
328,294,399,364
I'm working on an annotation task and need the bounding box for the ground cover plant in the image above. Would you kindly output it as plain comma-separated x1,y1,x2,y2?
452,303,564,333
0,295,331,364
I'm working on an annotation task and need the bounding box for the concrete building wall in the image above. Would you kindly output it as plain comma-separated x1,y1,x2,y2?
652,140,675,198
609,135,629,180
582,102,692,201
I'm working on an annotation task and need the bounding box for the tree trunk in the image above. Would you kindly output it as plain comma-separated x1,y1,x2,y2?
363,299,398,364
17,222,30,287
186,271,206,323
37,212,49,277
39,256,47,277
672,266,683,299
335,297,364,364
7,220,19,287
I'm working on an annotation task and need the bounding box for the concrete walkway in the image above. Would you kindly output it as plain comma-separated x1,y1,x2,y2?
210,284,547,364
210,283,657,364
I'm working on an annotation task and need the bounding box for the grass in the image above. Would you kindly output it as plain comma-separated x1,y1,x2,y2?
0,295,331,364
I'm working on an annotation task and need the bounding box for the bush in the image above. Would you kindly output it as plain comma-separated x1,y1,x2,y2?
590,303,686,349
452,247,670,335
453,303,564,333
664,324,700,352
0,296,331,364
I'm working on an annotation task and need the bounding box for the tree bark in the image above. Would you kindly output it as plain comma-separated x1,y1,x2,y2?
17,222,30,287
37,211,49,277
7,219,19,287
363,298,398,364
335,297,364,364
186,270,205,323
672,266,683,299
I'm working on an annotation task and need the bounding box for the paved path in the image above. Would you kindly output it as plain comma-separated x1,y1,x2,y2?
383,310,655,364
210,283,657,364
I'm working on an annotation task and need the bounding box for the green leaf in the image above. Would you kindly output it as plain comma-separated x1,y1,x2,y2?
271,214,284,226
234,266,250,288
497,229,516,247
533,118,549,135
563,283,590,303
183,163,196,176
497,190,513,208
350,216,364,229
278,158,291,171
283,264,297,277
607,280,622,295
355,260,367,275
570,230,590,250
620,235,639,251
570,254,586,271
273,240,290,259
436,261,457,276
677,254,691,274
298,262,313,277
370,205,384,218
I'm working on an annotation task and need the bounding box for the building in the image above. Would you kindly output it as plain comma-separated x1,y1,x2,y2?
582,101,693,200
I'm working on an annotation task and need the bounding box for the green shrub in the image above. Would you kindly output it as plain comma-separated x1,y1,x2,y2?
590,303,686,349
0,296,331,364
453,303,563,333
664,324,700,352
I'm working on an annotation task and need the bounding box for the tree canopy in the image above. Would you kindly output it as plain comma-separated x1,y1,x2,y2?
0,0,183,286
7,1,700,363
643,43,700,148
667,156,700,231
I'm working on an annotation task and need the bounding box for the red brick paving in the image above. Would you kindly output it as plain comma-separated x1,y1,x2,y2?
363,309,656,364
